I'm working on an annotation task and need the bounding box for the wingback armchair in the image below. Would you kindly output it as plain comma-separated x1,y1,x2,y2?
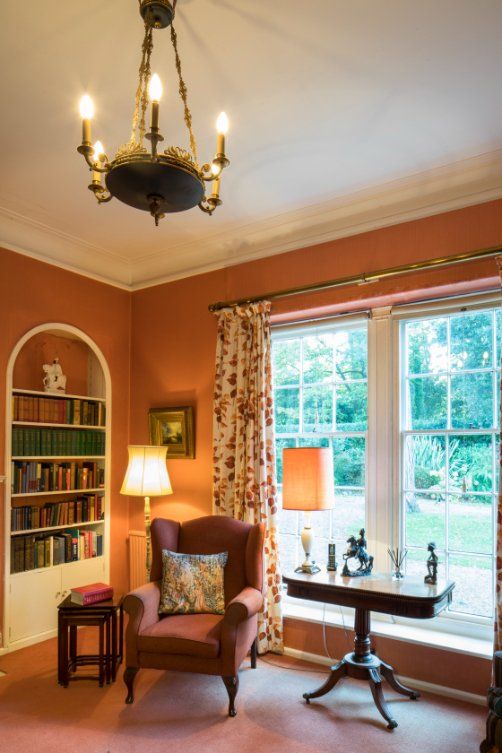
123,515,265,716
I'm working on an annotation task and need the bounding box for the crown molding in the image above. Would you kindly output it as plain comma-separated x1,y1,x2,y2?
1,150,502,291
0,206,132,289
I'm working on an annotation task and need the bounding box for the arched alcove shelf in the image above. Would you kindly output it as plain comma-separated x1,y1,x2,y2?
4,323,111,651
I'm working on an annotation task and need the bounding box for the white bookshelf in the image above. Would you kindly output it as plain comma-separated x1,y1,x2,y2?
4,323,111,651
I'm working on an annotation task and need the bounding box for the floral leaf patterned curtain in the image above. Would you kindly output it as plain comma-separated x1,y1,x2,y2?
212,301,283,654
495,257,502,652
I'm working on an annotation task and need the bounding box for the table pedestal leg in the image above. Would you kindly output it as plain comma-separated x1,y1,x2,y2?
303,660,347,702
368,667,397,730
302,607,420,730
379,659,420,700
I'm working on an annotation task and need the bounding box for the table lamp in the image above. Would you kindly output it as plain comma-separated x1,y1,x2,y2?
282,447,335,574
120,445,173,580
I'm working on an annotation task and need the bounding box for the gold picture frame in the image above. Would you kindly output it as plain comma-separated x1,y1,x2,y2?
148,406,195,459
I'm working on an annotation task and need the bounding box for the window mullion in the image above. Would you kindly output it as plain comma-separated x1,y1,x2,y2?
367,307,393,570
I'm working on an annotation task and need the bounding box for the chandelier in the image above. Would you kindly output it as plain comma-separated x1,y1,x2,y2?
77,0,230,225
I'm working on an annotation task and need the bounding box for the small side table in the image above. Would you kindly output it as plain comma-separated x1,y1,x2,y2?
58,595,123,688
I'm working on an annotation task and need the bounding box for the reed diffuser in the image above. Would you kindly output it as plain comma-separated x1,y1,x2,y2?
388,547,408,580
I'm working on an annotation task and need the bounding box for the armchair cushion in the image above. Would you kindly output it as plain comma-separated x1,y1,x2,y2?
159,549,228,615
138,614,223,659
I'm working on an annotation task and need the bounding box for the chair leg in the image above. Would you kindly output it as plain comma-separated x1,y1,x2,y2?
250,637,258,669
124,666,139,704
222,675,239,717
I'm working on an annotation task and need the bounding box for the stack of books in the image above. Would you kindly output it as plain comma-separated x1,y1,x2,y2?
70,582,113,605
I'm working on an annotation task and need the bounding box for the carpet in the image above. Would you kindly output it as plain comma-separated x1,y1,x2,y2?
0,633,485,753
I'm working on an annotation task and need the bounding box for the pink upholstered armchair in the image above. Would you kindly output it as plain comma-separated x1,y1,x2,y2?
123,515,265,716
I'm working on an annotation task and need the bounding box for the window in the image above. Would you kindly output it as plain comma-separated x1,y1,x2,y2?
273,321,368,575
401,307,500,618
272,294,500,630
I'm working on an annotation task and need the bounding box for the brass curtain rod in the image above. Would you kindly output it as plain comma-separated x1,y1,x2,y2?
208,244,502,312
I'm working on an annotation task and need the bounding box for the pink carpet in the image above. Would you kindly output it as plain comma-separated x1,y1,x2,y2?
0,632,485,753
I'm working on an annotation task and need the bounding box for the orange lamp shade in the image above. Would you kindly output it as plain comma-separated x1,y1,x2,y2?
282,447,335,511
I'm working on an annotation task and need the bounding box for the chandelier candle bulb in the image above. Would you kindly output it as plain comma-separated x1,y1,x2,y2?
79,95,94,145
148,73,163,131
216,111,229,155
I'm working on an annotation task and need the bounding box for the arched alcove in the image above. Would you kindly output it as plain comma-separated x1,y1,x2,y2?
4,323,111,650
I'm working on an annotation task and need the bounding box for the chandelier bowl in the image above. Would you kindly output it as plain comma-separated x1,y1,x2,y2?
105,153,205,214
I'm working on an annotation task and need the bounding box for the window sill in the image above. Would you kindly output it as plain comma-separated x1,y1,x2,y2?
283,599,492,659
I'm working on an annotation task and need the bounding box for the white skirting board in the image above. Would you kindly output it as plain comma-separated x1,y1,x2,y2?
283,646,486,706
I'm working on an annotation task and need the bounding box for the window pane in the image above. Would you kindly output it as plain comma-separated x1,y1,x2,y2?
333,437,365,487
408,376,447,430
278,533,299,575
450,311,493,371
448,554,492,618
331,490,365,543
303,384,333,432
449,435,493,493
275,437,296,484
406,318,447,374
336,382,367,431
303,334,333,384
405,547,432,578
451,372,493,429
273,339,300,386
277,506,299,536
404,435,446,491
448,494,492,555
273,323,367,583
334,329,367,380
405,492,445,549
298,436,330,448
274,388,300,433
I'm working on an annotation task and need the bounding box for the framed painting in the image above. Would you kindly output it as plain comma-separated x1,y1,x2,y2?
148,406,195,459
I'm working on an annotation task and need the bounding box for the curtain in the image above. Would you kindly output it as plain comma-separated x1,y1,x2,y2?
496,258,502,652
212,301,283,654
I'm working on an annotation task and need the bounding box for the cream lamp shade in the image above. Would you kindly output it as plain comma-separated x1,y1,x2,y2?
282,447,334,574
282,447,335,511
120,445,173,580
120,445,172,497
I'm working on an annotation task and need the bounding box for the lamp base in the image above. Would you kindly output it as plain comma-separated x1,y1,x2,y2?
295,563,321,575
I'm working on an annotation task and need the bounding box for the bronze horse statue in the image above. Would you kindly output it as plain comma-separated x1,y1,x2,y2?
342,535,374,576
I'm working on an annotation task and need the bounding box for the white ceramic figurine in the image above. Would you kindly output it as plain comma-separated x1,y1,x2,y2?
42,358,67,393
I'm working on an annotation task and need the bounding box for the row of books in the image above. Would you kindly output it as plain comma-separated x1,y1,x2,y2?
12,461,105,495
12,427,105,457
11,494,104,531
13,394,106,427
10,528,103,573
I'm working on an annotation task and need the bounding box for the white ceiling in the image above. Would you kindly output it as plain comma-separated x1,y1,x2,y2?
1,0,502,289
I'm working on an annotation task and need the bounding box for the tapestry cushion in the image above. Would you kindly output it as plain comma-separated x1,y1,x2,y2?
159,549,228,615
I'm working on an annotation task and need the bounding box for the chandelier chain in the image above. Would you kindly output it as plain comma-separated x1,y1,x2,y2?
129,24,153,149
170,22,199,165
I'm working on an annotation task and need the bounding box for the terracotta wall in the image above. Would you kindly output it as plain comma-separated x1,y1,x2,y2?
0,247,132,636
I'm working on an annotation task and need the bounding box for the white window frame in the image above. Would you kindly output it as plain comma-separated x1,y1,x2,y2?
274,290,500,646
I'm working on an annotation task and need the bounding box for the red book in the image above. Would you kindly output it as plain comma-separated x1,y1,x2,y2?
70,582,113,605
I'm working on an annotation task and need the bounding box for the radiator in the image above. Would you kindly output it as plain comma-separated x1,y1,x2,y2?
128,530,147,590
